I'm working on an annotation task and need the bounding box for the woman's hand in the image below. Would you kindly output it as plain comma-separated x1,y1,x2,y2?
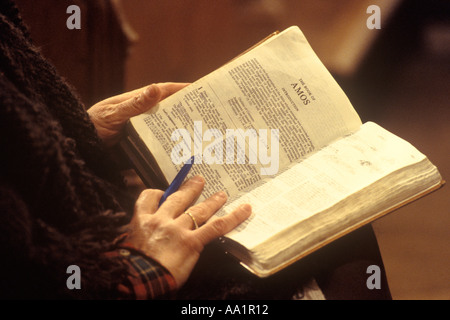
126,176,252,288
88,82,189,147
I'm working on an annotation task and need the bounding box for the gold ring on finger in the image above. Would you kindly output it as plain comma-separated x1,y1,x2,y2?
184,211,199,230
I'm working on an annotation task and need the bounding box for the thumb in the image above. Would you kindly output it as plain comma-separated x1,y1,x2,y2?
116,84,162,120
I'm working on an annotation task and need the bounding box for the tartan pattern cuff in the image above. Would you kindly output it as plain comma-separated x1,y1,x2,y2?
107,245,177,300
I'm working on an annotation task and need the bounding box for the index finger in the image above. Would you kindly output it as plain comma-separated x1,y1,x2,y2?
157,175,205,218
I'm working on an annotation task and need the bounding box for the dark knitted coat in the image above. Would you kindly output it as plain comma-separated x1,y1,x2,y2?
0,0,133,299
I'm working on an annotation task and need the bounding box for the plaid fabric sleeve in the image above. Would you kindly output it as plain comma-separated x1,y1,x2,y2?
105,244,177,300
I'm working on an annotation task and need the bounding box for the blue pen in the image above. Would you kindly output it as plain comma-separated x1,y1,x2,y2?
158,156,195,207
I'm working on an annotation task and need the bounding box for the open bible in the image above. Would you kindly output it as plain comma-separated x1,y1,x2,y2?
121,26,444,277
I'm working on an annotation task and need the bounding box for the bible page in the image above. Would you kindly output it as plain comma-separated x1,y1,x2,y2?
128,26,362,200
219,122,438,250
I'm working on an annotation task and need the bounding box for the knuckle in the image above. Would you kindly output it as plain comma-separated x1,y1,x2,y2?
182,232,204,252
131,94,143,108
210,218,228,234
166,193,185,206
141,188,160,197
134,214,162,234
179,231,194,245
145,214,163,227
119,95,144,116
188,204,207,219
137,188,161,203
98,105,117,122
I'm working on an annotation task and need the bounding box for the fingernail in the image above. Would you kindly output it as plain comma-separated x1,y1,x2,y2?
239,204,252,213
215,191,227,199
191,175,204,184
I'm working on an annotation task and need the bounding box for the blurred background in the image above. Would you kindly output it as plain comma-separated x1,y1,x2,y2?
16,0,449,299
